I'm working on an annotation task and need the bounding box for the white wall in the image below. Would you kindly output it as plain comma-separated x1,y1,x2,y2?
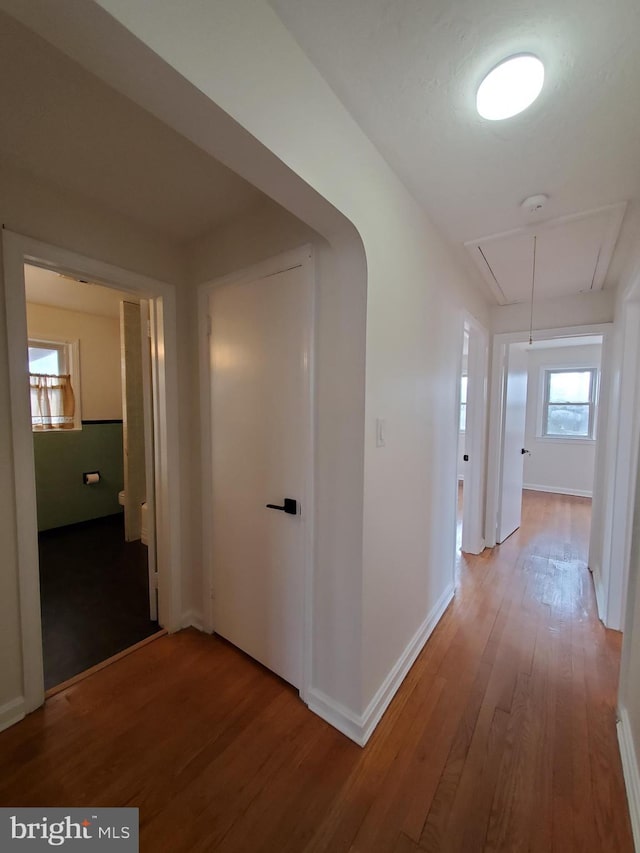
613,215,640,839
0,162,188,730
523,344,602,497
85,0,490,733
26,301,122,420
491,289,615,334
0,0,492,742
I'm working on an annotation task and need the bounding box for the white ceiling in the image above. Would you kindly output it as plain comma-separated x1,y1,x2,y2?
0,12,265,242
467,203,626,304
25,265,135,318
270,0,640,301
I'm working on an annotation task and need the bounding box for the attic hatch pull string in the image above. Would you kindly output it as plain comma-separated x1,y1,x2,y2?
529,234,537,346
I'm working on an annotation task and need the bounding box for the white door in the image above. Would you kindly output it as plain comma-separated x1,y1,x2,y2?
497,343,529,543
460,320,489,554
209,263,309,689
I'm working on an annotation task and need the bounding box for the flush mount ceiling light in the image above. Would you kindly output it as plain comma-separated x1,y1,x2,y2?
476,54,544,120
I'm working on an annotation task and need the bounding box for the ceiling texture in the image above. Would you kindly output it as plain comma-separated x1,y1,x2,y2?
270,0,640,304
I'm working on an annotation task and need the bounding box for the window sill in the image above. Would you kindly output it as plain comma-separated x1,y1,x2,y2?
32,427,83,434
534,435,596,445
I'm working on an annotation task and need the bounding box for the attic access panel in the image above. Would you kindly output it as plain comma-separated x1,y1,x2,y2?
465,203,626,305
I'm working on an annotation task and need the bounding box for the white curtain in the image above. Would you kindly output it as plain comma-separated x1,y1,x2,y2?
30,373,76,430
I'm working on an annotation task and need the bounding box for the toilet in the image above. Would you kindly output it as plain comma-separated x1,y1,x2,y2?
118,491,149,545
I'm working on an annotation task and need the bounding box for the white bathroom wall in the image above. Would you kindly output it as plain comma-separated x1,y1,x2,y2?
523,343,602,497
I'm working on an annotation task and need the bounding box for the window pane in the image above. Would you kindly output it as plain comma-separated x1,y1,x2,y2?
548,370,591,403
28,346,60,375
460,375,468,404
460,403,466,432
546,404,590,436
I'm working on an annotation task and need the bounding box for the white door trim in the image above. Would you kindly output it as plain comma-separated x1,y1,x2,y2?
459,314,489,555
602,301,640,629
2,230,183,714
198,245,315,703
486,323,613,549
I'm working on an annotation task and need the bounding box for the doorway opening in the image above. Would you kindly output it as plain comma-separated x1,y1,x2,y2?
456,329,469,553
495,334,604,548
24,263,162,691
455,316,489,564
3,228,183,720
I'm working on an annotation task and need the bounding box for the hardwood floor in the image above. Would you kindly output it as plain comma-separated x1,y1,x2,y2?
0,491,632,852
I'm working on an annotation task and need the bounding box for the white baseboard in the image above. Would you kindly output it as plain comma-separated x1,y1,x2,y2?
181,610,205,632
306,688,365,745
308,582,454,747
618,707,640,851
523,483,593,498
0,697,25,734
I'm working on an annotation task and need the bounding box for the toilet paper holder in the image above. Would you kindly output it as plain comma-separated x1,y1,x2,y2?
83,471,100,485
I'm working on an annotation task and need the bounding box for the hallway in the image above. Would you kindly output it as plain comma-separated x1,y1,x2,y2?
0,492,632,852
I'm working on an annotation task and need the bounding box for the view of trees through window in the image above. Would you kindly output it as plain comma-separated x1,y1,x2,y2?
543,368,597,438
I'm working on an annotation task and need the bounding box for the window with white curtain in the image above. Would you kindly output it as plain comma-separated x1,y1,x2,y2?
28,338,80,430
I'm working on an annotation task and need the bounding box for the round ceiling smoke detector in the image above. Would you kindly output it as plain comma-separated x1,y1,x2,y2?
520,194,549,215
476,54,544,120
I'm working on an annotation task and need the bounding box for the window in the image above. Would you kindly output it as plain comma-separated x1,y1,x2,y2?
28,342,67,376
460,375,468,431
28,338,80,431
541,368,597,439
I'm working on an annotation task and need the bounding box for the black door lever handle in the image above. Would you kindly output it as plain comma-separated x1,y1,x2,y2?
266,498,298,515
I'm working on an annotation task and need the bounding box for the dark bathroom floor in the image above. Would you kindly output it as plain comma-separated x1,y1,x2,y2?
38,513,159,689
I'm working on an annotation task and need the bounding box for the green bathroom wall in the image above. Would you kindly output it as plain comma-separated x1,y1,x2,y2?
33,421,124,531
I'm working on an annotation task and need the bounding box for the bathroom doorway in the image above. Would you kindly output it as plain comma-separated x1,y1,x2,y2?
25,263,161,691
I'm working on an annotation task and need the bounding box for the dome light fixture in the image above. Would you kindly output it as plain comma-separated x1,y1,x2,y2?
476,54,545,120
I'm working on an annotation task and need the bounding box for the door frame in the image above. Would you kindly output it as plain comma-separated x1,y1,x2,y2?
598,298,640,630
3,230,183,715
456,314,489,555
197,245,315,703
486,323,613,549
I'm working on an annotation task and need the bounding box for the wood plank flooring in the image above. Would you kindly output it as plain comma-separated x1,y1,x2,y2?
0,491,633,852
